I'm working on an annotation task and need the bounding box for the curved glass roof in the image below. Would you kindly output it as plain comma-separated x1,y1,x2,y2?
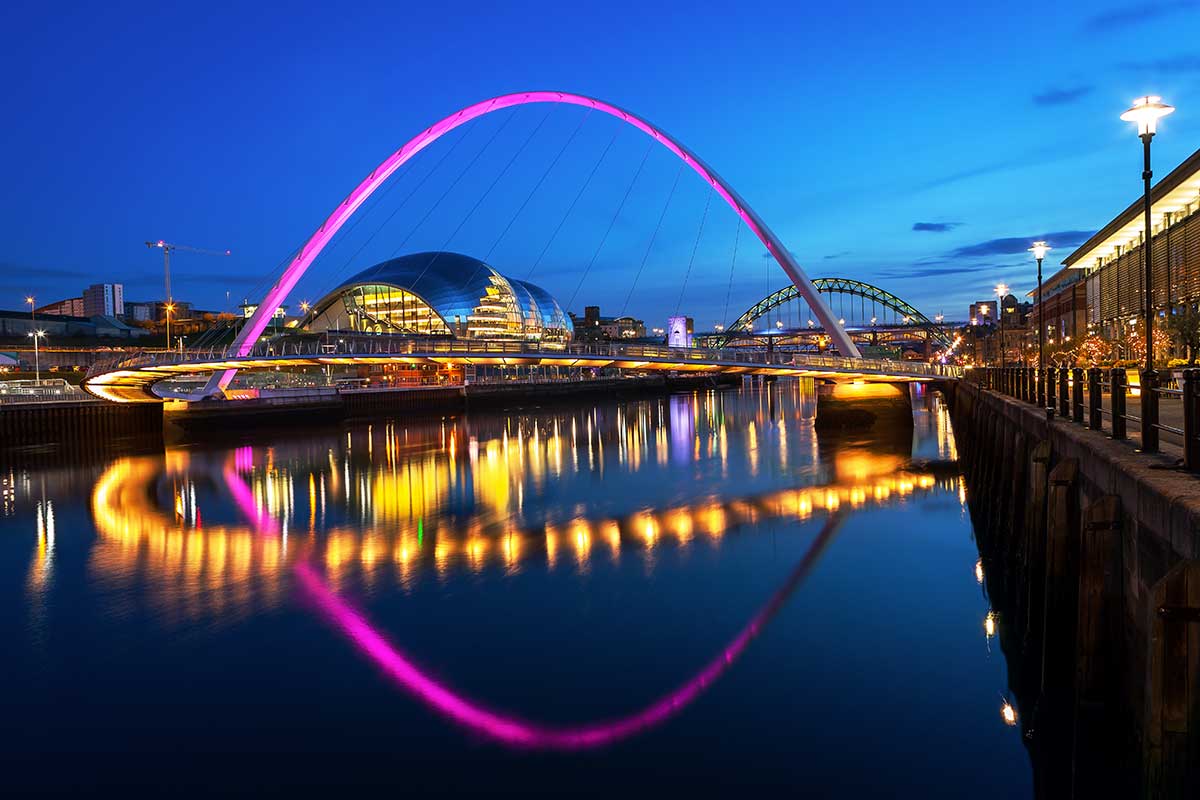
309,252,572,340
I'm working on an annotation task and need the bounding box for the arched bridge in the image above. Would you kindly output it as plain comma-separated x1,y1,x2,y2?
205,90,868,397
717,279,953,349
83,339,962,403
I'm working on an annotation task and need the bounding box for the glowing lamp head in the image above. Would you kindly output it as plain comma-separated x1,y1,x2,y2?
1121,95,1174,136
300,301,311,313
995,284,1009,297
1030,241,1050,261
25,296,34,306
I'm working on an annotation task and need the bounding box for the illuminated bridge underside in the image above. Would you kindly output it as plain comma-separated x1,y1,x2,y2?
85,347,961,403
724,278,952,349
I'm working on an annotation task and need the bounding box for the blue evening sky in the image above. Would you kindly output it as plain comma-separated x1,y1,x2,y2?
3,0,1200,329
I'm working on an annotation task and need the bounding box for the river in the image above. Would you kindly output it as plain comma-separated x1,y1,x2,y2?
1,380,1031,796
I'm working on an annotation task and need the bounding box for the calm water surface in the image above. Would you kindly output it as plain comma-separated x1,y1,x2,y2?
1,381,1031,796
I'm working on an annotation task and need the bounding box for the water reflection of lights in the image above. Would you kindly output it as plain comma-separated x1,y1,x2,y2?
28,499,56,591
89,456,954,593
1000,699,1018,726
984,610,997,639
291,514,843,750
975,559,984,585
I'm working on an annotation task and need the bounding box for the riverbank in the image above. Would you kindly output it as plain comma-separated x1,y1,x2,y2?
946,379,1200,797
0,374,742,456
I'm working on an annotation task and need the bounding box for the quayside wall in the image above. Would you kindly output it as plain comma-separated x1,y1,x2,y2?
945,380,1200,799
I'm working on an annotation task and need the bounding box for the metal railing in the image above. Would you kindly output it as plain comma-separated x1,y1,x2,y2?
973,366,1200,470
86,337,965,383
0,378,98,405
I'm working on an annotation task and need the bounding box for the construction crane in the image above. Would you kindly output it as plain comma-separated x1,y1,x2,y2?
145,240,231,351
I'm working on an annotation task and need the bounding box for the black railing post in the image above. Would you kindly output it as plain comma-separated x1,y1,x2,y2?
1059,367,1069,417
1047,366,1057,414
1111,368,1127,440
1088,368,1102,430
1141,369,1159,454
1184,369,1200,471
1072,367,1084,423
1037,366,1046,408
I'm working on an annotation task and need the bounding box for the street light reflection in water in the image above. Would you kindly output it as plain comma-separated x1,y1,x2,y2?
8,381,1029,795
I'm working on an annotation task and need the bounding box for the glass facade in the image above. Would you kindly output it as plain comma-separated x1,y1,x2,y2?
306,252,573,348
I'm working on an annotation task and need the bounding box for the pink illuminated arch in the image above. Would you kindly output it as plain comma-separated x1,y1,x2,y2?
211,91,859,392
221,461,840,750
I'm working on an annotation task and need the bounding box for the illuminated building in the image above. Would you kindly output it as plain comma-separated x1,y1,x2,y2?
1067,146,1200,345
303,251,573,348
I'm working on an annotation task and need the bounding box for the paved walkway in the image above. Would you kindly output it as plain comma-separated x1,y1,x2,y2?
1037,388,1188,462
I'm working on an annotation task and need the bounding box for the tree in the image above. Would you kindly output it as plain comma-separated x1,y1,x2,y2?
1077,334,1113,366
1167,307,1200,365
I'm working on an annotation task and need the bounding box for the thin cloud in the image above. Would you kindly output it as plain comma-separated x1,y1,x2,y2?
949,230,1094,258
823,251,851,260
912,222,963,233
1033,86,1094,106
1118,54,1200,72
1084,1,1197,32
881,262,1025,280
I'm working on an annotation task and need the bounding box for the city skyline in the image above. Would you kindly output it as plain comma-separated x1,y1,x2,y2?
4,1,1200,327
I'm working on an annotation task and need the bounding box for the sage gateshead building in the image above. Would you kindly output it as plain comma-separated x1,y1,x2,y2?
1065,147,1200,343
302,252,573,349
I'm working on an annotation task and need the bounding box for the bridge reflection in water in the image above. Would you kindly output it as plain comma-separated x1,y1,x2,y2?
83,382,956,620
10,379,1024,794
74,383,956,750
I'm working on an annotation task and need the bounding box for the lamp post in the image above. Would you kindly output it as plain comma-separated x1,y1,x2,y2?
1121,96,1175,375
28,330,44,384
1030,242,1050,406
995,284,1009,368
25,295,35,328
164,302,176,352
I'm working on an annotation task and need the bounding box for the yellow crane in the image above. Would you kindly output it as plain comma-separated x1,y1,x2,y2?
144,240,231,350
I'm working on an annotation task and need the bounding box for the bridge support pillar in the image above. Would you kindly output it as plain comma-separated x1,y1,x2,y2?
813,381,914,434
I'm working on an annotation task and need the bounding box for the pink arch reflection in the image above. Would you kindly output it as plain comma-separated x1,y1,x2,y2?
213,90,859,392
293,517,838,749
223,461,839,749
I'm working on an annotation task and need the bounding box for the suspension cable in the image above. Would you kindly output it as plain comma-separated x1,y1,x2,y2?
723,220,742,328
565,141,653,312
485,108,592,263
412,108,554,294
621,161,684,317
674,189,713,318
378,108,518,271
527,127,622,280
318,122,475,295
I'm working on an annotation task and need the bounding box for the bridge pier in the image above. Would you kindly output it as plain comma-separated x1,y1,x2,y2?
813,381,914,433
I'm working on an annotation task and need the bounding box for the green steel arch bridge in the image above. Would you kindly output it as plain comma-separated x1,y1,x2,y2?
712,278,954,350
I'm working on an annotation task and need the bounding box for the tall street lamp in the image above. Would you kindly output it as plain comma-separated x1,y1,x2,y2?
26,295,35,327
1120,95,1175,376
28,330,45,384
995,283,1009,368
1030,242,1050,406
164,302,176,352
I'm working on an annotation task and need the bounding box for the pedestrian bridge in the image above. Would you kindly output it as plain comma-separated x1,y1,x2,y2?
83,339,963,403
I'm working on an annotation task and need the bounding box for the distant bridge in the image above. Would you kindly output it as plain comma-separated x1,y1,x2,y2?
712,278,954,350
83,339,963,403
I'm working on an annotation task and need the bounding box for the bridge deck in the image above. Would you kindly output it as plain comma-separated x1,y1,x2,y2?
83,340,963,402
